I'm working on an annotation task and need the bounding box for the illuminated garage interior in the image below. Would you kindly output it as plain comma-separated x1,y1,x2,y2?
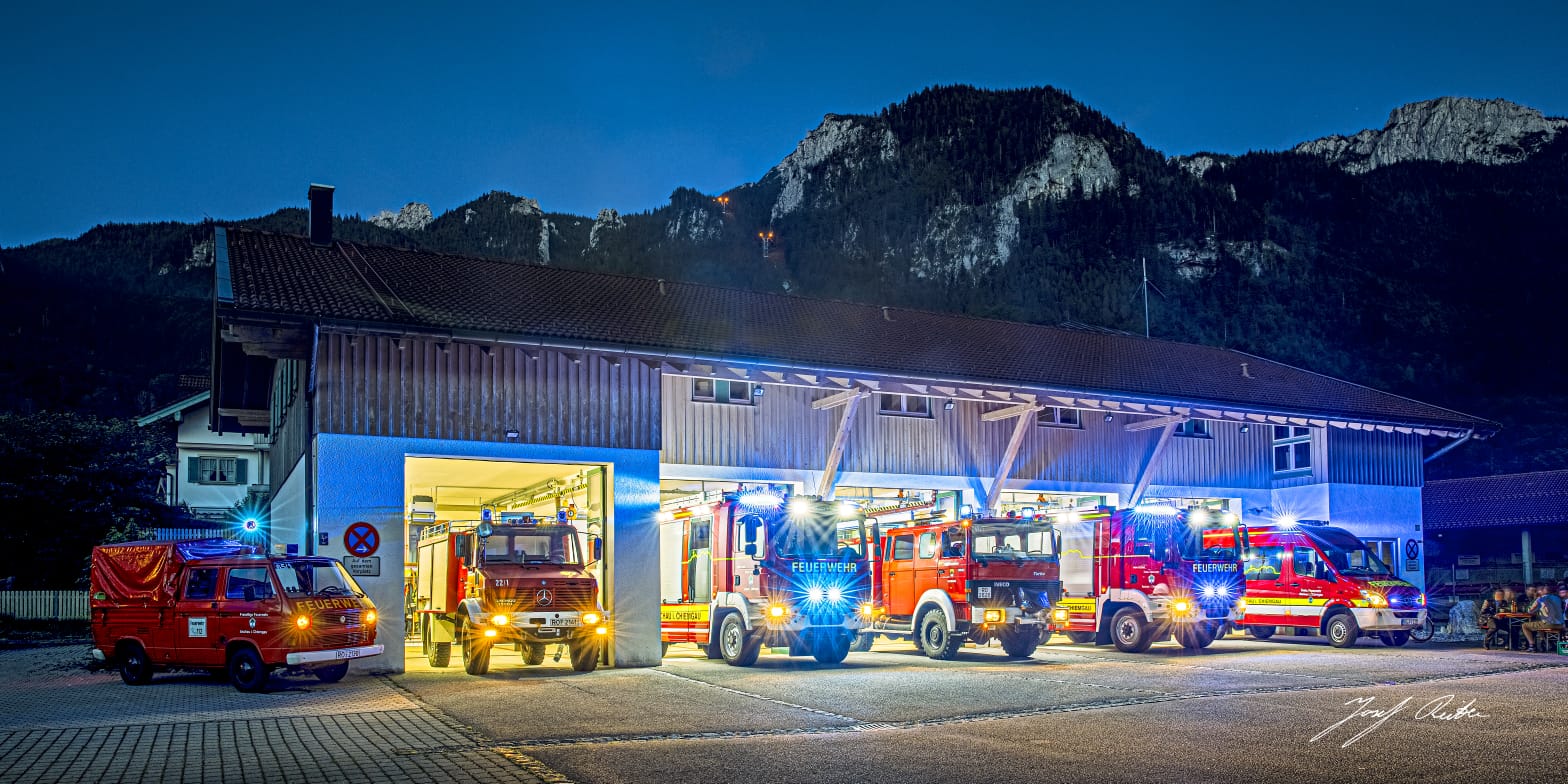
403,457,609,652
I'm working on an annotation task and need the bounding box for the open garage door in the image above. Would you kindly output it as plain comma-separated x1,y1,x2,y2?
404,457,610,674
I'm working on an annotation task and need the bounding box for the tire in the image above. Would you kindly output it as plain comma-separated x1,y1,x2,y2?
703,636,725,660
227,647,269,693
917,608,965,660
811,632,851,664
660,642,670,658
424,620,452,668
1037,626,1053,646
998,626,1039,658
1408,617,1434,643
314,662,349,683
569,638,600,672
1325,612,1360,648
849,633,874,653
1065,630,1096,645
718,613,761,667
1173,622,1216,650
1379,630,1411,647
524,643,547,665
1248,625,1276,640
461,626,491,675
1110,607,1153,653
117,642,153,686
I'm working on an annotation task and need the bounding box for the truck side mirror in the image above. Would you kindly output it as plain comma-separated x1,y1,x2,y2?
589,536,603,563
1053,531,1063,557
743,542,759,558
242,585,258,602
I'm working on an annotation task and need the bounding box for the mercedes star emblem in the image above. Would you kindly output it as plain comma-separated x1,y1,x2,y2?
536,589,553,606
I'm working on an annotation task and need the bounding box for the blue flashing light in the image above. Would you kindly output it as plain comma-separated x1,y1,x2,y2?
242,518,259,533
1133,504,1180,516
739,490,784,509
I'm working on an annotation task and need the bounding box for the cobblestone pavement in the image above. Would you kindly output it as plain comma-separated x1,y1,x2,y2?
0,645,566,784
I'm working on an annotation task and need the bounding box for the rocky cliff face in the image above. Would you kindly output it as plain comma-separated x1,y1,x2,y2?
368,202,434,231
1294,97,1567,173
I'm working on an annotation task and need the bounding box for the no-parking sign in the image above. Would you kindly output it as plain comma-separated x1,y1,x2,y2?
343,521,381,557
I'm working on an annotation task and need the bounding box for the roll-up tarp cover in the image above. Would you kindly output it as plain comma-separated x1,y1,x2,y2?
91,539,257,604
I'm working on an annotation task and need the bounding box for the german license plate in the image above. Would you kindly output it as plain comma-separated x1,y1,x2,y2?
554,617,580,627
333,649,357,660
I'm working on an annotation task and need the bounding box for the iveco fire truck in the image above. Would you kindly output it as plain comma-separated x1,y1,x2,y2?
1225,521,1427,647
857,516,1061,659
416,516,608,674
658,487,870,666
1049,506,1246,652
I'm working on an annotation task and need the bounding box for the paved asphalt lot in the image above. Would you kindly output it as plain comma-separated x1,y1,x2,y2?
3,632,1564,783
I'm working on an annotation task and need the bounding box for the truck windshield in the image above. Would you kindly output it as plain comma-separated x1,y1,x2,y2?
1312,529,1393,577
775,511,868,561
483,527,582,565
1163,520,1240,561
971,522,1056,561
275,560,365,597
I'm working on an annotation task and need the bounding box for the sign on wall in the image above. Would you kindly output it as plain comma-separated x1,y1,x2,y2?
343,521,381,557
344,556,381,577
1404,539,1420,572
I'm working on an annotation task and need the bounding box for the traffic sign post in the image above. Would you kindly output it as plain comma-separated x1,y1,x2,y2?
344,521,381,558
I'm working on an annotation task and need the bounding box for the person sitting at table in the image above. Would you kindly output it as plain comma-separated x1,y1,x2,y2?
1478,587,1508,650
1522,581,1565,652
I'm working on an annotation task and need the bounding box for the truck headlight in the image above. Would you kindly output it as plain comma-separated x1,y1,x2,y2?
491,614,510,626
1172,600,1192,616
860,603,874,617
595,626,608,636
1359,589,1387,608
768,604,788,619
294,614,311,630
807,587,825,604
1236,598,1247,612
1418,593,1426,607
1052,608,1069,623
364,610,377,626
983,609,1004,623
827,587,843,604
582,612,601,626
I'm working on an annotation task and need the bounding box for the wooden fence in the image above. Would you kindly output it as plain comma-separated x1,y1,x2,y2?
0,591,91,621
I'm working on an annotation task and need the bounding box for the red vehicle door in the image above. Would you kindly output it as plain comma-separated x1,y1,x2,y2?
221,565,283,659
1239,536,1291,627
911,530,943,602
1287,541,1336,628
1121,519,1166,593
883,532,917,616
174,566,223,666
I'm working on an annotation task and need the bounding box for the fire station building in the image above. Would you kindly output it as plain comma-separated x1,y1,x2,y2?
209,188,1495,671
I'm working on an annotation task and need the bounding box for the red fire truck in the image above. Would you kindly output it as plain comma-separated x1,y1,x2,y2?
90,539,383,692
1227,522,1427,647
659,488,870,666
857,517,1061,659
1049,506,1246,652
415,517,608,674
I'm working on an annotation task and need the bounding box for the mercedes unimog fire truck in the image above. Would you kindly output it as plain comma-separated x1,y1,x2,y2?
1049,506,1247,652
416,516,608,674
856,516,1062,659
658,487,870,666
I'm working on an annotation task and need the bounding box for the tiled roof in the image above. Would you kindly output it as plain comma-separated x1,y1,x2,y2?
1423,470,1568,530
218,227,1494,434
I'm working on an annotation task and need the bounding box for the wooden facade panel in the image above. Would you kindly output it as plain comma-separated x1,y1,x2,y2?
268,358,310,488
313,333,660,451
662,377,1279,489
1327,428,1423,487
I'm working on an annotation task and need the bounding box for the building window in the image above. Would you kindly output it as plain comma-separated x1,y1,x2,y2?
878,393,931,418
1273,426,1312,474
1037,407,1081,428
1174,419,1211,438
1363,539,1399,573
192,456,245,485
692,378,753,405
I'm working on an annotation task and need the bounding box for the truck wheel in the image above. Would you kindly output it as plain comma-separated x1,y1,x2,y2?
227,647,269,693
424,620,452,668
524,643,547,665
314,662,349,683
569,638,600,672
849,633,874,653
1065,631,1096,645
811,632,851,664
917,608,964,660
703,636,725,660
1037,626,1053,646
1325,612,1360,648
1173,622,1216,650
1110,607,1154,653
718,613,761,667
1248,625,1276,640
1379,630,1411,647
117,642,153,686
998,626,1039,658
461,627,491,675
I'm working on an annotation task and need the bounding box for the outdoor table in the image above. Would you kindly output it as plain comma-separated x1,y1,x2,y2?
1495,613,1531,650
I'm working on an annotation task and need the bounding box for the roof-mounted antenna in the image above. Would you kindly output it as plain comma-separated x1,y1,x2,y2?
1240,362,1254,379
881,306,893,322
657,279,667,296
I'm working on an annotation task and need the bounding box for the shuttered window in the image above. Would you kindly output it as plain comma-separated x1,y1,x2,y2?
189,456,246,485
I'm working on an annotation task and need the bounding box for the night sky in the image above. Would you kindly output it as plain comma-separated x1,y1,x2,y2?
3,1,1565,246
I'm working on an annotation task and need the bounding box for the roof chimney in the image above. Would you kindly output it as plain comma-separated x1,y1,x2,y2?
307,184,335,246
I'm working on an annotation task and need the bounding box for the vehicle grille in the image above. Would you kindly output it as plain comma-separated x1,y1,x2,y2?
510,583,597,612
971,580,1061,611
305,608,370,649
